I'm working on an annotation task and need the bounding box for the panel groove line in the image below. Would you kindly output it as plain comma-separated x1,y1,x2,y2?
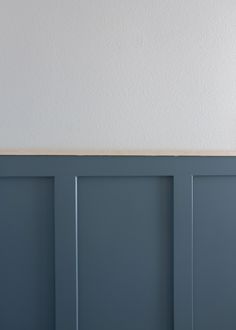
75,177,79,330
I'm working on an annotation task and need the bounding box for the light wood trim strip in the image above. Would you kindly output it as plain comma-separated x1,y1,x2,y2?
1,149,236,156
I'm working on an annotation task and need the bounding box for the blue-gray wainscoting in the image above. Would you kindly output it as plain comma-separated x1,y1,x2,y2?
0,156,236,330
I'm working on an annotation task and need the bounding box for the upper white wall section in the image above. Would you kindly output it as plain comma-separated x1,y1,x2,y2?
0,0,236,151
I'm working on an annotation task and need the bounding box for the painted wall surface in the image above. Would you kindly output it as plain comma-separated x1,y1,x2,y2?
0,0,236,151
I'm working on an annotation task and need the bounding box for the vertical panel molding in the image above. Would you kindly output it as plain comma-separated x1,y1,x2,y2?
55,176,78,330
174,175,193,330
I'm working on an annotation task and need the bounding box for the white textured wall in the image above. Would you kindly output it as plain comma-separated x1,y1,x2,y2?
1,0,236,151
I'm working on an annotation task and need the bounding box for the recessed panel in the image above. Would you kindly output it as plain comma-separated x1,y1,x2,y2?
194,176,236,330
77,176,173,330
0,178,54,330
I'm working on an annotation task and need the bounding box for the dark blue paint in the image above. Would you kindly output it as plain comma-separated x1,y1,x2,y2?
77,177,173,330
0,177,54,330
0,156,236,330
194,176,236,330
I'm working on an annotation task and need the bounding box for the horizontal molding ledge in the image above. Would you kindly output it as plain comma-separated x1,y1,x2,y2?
1,149,236,156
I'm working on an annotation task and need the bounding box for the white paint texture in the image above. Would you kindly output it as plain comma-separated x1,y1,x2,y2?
0,0,236,151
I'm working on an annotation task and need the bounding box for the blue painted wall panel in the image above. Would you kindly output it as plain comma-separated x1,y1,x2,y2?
0,156,235,330
77,177,173,330
0,177,54,330
193,176,236,330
